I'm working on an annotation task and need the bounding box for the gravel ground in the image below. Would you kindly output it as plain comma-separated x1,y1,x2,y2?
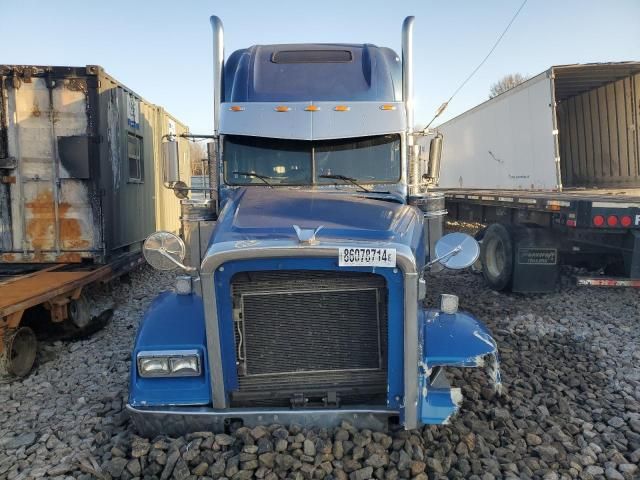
0,262,639,480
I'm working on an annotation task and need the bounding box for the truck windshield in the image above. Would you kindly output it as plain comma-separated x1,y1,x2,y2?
223,134,401,186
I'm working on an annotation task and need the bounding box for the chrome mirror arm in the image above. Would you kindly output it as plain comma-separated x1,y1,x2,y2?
148,246,198,274
425,245,462,269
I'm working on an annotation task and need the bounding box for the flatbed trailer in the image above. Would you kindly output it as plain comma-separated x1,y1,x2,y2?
0,252,143,377
444,188,640,291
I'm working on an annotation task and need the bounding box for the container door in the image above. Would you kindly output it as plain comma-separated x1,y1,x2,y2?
3,74,99,263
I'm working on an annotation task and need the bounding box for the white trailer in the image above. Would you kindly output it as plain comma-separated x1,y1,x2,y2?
422,62,640,292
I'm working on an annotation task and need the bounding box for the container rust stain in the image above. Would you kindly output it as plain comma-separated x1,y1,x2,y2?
25,190,56,252
24,190,90,260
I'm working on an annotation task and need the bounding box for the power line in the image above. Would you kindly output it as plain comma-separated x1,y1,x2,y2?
425,0,529,129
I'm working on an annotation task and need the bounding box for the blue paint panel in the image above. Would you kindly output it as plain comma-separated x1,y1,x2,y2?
210,188,424,255
417,308,499,425
224,44,401,103
419,388,459,424
129,292,211,407
217,187,409,222
213,257,405,409
421,309,498,367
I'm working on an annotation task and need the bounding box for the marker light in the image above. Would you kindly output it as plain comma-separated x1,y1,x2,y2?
380,104,397,110
304,105,320,111
607,215,618,227
592,215,605,227
274,105,291,112
440,294,459,314
334,105,350,111
621,215,633,227
229,105,244,111
175,276,193,295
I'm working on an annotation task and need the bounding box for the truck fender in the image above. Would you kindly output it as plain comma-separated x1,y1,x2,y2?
418,307,501,425
129,292,211,408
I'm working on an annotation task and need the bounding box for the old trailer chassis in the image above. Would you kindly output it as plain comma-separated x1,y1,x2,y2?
0,252,143,376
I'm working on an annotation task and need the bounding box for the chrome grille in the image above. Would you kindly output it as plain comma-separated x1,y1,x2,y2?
230,270,388,406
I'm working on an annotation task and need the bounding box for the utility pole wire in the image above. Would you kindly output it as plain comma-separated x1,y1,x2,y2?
425,0,529,130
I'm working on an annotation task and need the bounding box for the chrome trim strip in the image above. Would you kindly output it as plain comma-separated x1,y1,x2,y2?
199,239,418,427
403,270,419,429
423,209,448,219
200,271,227,407
127,404,396,437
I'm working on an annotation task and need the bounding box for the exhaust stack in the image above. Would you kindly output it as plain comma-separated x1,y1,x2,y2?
402,16,418,191
210,16,224,137
402,16,415,134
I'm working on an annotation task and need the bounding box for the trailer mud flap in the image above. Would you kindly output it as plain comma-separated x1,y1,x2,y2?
418,308,501,425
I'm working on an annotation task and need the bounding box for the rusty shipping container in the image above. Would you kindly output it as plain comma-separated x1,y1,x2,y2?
0,65,192,265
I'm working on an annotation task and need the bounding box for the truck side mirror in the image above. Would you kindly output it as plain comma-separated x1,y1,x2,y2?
428,232,480,270
425,133,443,184
162,140,180,184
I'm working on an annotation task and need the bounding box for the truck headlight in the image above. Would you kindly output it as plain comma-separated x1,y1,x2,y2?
170,356,200,374
137,350,201,377
138,357,170,375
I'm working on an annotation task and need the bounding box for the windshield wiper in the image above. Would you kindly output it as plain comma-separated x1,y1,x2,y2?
233,171,273,188
319,174,371,193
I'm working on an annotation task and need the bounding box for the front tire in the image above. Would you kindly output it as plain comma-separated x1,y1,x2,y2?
480,223,514,291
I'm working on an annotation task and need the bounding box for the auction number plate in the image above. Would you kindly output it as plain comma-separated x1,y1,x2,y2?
338,247,396,267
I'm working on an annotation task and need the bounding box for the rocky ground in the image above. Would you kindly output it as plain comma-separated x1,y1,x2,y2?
0,261,639,480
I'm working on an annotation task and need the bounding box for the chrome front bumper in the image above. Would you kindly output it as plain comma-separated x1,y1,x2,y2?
126,404,397,437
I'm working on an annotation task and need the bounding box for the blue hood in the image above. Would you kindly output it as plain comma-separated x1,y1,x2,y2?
210,188,424,249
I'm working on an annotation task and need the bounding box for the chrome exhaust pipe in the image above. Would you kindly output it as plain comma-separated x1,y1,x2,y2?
402,16,418,190
210,16,224,137
402,16,415,134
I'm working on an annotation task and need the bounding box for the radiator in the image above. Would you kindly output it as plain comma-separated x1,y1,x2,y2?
230,270,388,406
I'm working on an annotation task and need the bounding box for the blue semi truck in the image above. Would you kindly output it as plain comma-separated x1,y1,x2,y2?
126,16,501,436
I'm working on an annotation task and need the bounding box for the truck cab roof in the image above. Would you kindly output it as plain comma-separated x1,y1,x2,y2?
224,43,402,103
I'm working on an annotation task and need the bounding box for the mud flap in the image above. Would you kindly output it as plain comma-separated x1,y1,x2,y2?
418,308,500,425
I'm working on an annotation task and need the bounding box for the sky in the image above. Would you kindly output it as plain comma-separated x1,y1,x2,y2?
2,0,639,133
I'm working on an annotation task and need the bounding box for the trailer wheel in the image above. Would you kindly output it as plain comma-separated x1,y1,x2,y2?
1,327,37,377
470,227,488,273
481,224,514,291
68,295,90,329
